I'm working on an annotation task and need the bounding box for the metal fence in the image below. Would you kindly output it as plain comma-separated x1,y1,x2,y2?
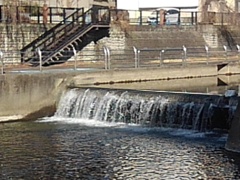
111,9,240,26
1,45,240,74
0,5,83,24
0,5,240,26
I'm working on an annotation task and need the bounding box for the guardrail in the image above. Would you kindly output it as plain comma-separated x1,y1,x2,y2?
1,45,240,73
1,5,240,26
132,45,240,67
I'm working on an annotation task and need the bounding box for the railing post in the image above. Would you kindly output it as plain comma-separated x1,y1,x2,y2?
182,45,187,66
103,47,108,69
195,12,198,25
106,47,111,69
82,8,85,25
156,11,159,25
37,48,42,72
191,12,194,25
133,46,137,68
133,46,140,68
137,50,140,68
139,10,142,25
92,7,97,24
72,46,77,71
0,51,4,75
76,8,79,23
237,44,240,64
0,5,2,23
37,6,40,24
49,7,53,23
103,46,110,70
63,9,66,24
205,45,209,65
159,50,164,66
223,45,228,61
20,51,24,64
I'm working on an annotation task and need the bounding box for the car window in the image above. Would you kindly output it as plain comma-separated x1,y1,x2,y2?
167,10,179,14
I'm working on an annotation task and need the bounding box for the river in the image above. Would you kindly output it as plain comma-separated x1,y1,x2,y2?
1,75,240,179
0,118,239,179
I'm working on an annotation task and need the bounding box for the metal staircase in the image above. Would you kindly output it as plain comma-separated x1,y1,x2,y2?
20,6,110,66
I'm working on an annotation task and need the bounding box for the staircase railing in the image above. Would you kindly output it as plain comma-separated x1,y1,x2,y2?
20,6,110,64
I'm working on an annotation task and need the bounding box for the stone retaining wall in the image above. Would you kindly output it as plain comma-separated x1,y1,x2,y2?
0,24,53,64
0,23,233,64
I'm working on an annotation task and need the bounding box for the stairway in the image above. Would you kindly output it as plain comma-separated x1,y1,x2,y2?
20,6,110,66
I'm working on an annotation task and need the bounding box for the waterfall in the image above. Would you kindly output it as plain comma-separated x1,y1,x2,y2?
54,88,238,131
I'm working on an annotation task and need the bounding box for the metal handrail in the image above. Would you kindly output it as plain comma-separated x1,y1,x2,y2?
21,6,110,66
131,45,240,67
21,8,84,52
2,45,240,73
20,8,84,63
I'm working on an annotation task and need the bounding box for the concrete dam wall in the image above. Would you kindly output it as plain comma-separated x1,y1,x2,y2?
0,62,240,121
0,73,71,121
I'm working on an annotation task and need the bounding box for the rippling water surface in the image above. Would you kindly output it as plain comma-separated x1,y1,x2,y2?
0,118,240,180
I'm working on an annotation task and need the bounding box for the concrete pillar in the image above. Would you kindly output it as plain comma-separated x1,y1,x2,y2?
159,9,165,25
225,97,240,153
42,3,49,24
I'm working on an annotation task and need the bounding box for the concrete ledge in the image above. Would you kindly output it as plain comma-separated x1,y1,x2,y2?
0,73,71,122
71,65,218,87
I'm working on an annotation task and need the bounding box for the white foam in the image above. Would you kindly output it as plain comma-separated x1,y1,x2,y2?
37,117,228,141
37,116,131,128
0,115,23,122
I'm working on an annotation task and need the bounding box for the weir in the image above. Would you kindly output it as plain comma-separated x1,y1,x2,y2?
54,88,238,132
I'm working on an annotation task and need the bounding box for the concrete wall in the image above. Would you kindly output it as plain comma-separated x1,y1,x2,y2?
0,24,45,51
71,24,207,62
70,62,240,88
225,98,240,153
0,73,74,121
71,65,218,87
0,24,54,64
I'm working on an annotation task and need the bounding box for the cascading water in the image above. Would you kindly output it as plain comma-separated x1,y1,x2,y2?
54,88,238,131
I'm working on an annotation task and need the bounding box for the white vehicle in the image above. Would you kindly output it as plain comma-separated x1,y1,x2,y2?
147,8,179,25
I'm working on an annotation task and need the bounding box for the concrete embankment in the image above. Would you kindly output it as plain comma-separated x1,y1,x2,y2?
0,62,240,122
0,73,73,122
71,63,240,87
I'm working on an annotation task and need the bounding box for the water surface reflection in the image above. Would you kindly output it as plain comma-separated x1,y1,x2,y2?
0,120,239,179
